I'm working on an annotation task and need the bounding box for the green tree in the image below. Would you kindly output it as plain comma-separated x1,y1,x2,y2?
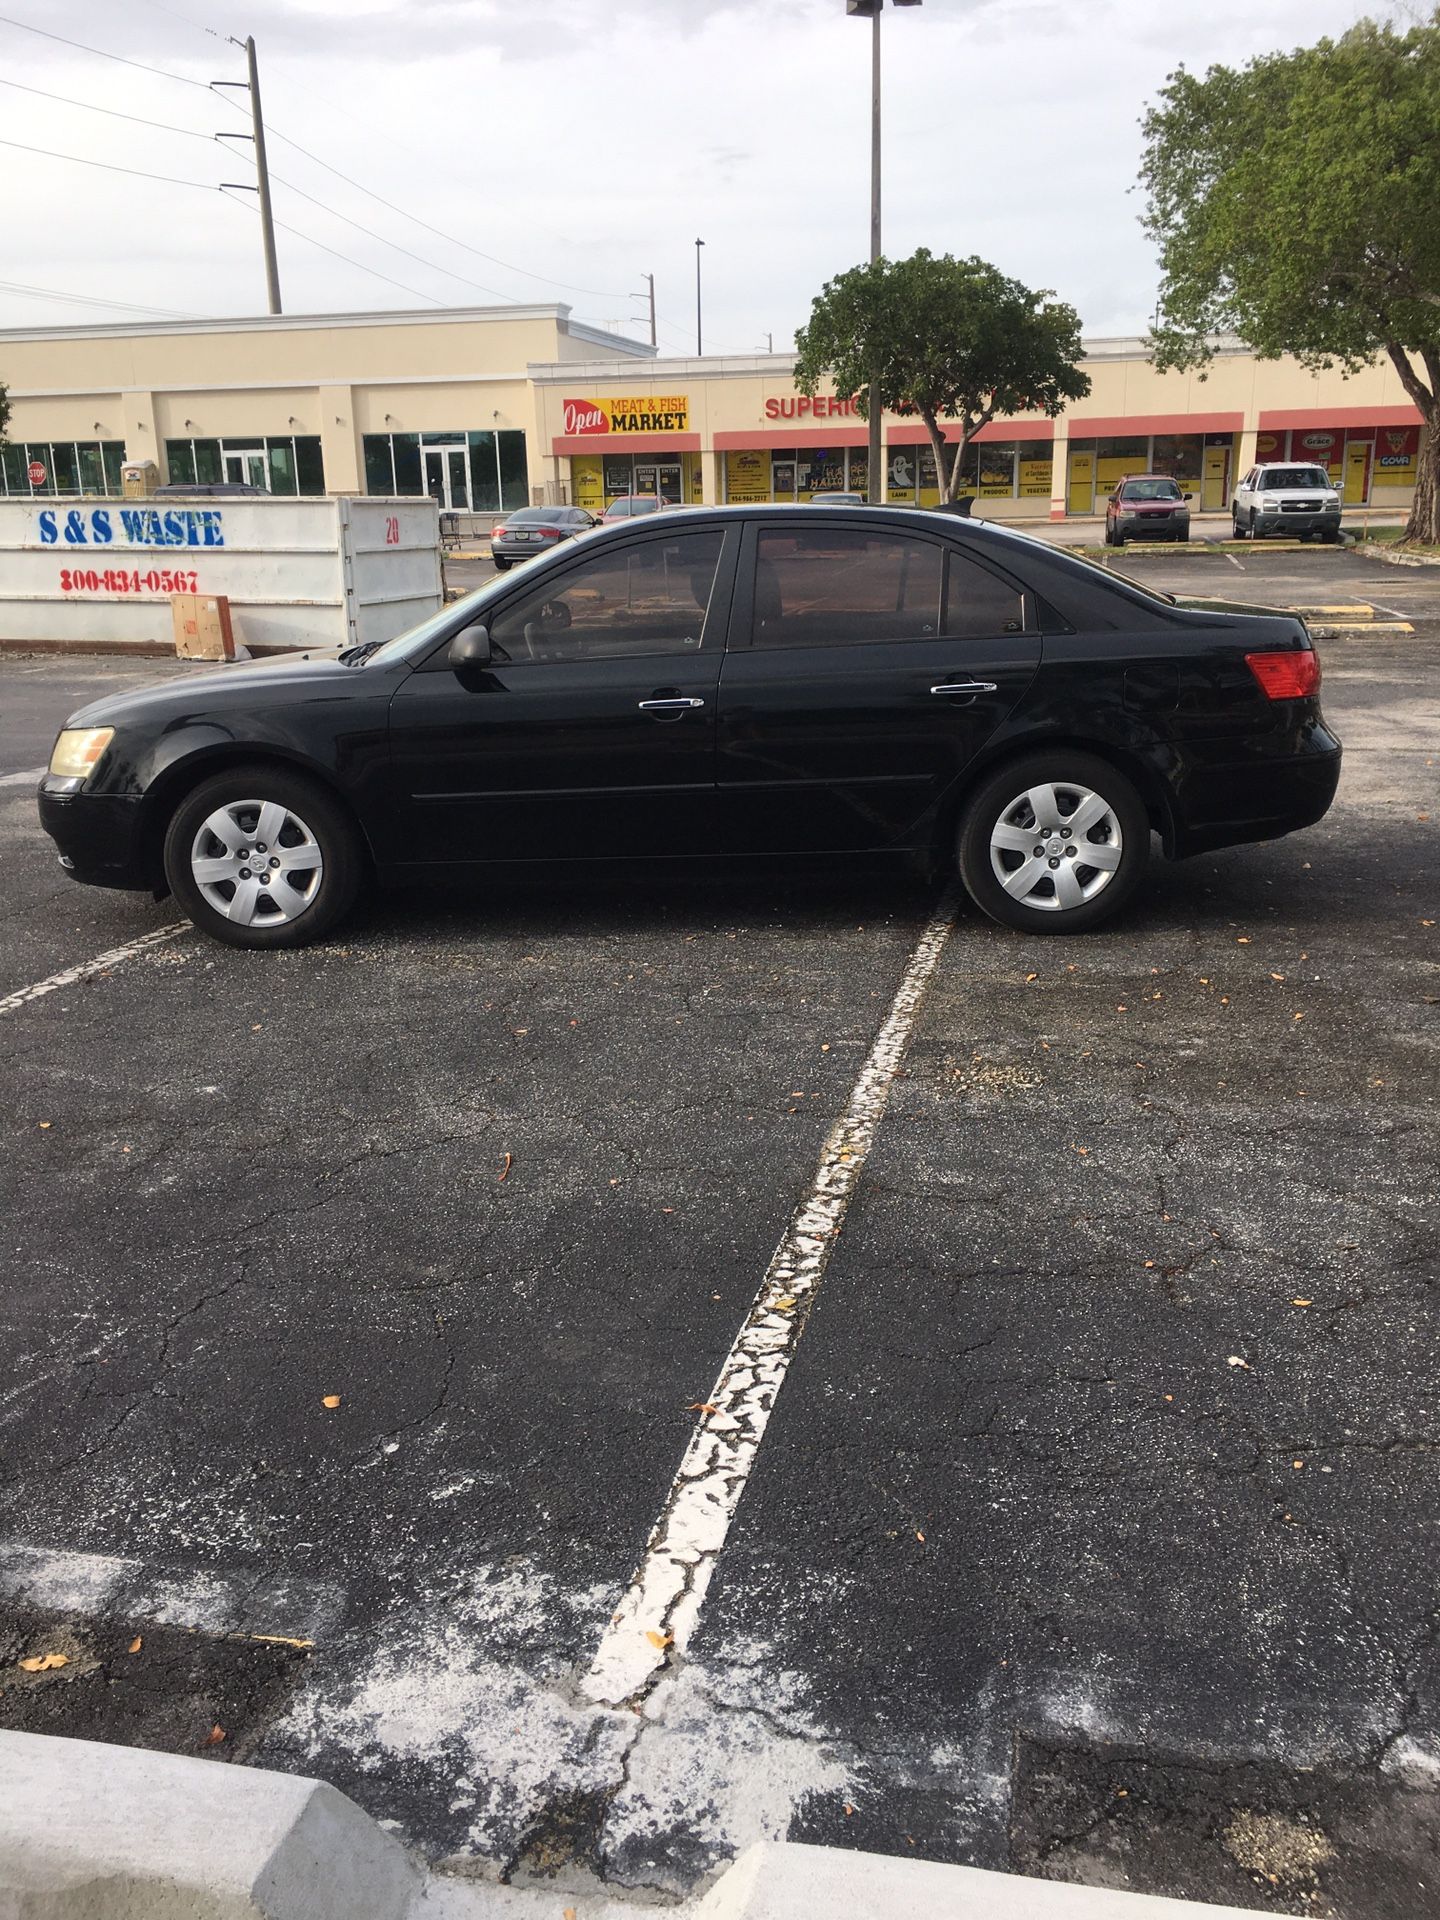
1140,13,1440,544
792,250,1089,503
0,378,10,450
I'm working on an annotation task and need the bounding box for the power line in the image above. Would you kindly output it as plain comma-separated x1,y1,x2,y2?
0,76,217,142
0,13,217,89
255,119,631,301
261,165,519,303
0,278,205,320
0,134,214,190
220,189,443,305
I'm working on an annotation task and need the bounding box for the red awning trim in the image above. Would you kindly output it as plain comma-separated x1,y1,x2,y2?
552,433,700,455
1257,404,1422,429
1065,413,1244,436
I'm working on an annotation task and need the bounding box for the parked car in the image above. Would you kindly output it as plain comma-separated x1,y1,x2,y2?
153,482,265,497
806,491,865,506
38,506,1339,951
490,504,595,571
601,495,664,523
1231,464,1343,541
1104,475,1191,545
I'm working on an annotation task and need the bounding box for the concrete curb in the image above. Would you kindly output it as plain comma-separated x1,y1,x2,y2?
1350,540,1440,568
0,1732,1304,1920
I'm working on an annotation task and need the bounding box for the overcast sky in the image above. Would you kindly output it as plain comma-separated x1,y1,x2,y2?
0,0,1418,354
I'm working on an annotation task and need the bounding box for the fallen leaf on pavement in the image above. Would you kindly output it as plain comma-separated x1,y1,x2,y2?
645,1630,672,1650
685,1402,719,1415
18,1654,67,1673
37,1121,51,1130
498,1152,512,1183
127,1636,143,1655
321,1394,341,1409
1227,1356,1252,1370
205,1724,227,1745
1236,936,1251,944
773,1295,797,1311
915,1530,926,1543
1292,1298,1312,1307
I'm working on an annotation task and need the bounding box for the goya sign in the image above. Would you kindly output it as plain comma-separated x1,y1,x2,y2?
562,395,689,435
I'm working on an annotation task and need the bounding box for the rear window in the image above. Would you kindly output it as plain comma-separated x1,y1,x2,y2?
752,527,1025,647
1262,467,1331,489
506,508,556,525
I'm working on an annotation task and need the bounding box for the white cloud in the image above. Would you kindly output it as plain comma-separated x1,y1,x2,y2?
0,0,1413,346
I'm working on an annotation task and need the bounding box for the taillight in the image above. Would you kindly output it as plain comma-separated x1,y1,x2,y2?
535,526,561,537
1246,649,1321,699
491,527,507,539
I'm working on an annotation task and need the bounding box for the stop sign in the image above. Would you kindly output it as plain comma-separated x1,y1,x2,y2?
27,460,46,486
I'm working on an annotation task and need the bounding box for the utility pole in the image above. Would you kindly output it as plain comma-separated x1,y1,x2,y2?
695,239,705,356
642,273,656,347
215,36,281,314
847,1,922,502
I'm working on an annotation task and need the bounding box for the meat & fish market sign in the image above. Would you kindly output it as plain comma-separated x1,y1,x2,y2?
562,395,689,435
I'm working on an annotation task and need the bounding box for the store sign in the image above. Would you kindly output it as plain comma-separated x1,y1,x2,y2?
35,505,226,548
562,395,689,435
764,395,859,420
724,449,768,503
1376,425,1420,472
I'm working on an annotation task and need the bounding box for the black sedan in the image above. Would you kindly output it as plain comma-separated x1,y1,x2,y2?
37,506,1340,950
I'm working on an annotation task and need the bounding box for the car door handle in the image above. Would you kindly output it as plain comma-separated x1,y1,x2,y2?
638,696,705,711
930,681,998,696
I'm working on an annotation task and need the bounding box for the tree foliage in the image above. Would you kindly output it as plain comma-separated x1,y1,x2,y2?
1140,12,1440,542
792,250,1089,502
0,379,10,450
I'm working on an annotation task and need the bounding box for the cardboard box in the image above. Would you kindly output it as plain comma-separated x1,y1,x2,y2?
171,593,237,661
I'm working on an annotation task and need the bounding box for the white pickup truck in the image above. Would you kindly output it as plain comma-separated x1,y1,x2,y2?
1231,463,1343,542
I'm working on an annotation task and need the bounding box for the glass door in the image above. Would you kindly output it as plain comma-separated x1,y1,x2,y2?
224,448,268,489
422,446,470,510
654,461,682,505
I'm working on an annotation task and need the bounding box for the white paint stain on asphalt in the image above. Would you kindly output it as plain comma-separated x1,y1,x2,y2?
583,892,958,1710
0,766,45,787
0,922,188,1018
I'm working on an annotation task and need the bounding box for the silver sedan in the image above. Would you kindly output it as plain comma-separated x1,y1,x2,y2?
490,505,596,571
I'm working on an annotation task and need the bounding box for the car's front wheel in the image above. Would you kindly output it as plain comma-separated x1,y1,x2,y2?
1249,509,1261,540
163,765,363,950
957,753,1150,934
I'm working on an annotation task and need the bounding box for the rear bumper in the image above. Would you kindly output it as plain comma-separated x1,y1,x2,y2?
37,785,152,891
1169,728,1342,858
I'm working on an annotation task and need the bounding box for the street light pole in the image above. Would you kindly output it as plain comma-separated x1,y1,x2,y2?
695,239,705,356
847,0,921,502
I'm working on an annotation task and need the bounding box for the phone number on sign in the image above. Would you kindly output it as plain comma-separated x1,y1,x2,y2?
59,567,200,594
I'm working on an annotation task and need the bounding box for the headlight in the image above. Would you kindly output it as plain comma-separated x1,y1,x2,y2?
1260,496,1281,509
47,727,114,784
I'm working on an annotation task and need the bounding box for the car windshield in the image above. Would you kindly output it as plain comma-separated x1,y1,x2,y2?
1264,467,1331,489
1121,480,1181,501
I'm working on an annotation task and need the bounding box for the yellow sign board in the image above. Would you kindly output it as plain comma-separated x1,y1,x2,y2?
571,454,603,512
724,449,769,503
1019,457,1053,499
1067,449,1094,514
562,395,689,436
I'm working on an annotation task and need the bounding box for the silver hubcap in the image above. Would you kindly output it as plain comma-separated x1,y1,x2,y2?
190,797,323,927
988,780,1124,912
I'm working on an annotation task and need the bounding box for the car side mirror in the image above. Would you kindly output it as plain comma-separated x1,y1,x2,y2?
1183,492,1193,501
448,622,492,671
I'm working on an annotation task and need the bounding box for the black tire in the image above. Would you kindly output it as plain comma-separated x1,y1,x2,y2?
492,557,511,571
1103,524,1115,547
1324,528,1342,544
957,751,1150,935
1249,509,1261,541
1113,529,1126,547
163,763,363,951
1232,513,1247,540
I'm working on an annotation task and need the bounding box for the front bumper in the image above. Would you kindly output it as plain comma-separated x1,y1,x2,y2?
1254,509,1341,534
1117,513,1190,540
37,784,152,891
1169,727,1342,858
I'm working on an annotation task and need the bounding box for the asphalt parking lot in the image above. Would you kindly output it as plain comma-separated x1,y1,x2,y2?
2,548,1437,1915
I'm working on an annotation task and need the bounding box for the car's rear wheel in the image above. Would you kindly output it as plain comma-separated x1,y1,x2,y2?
163,765,363,950
492,557,511,571
957,752,1150,935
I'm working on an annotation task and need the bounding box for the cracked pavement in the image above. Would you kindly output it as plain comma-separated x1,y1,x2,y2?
0,549,1437,1916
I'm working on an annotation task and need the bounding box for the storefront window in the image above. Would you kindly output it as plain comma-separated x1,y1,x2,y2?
0,439,127,496
797,447,846,496
498,430,527,509
977,444,1017,497
847,450,868,495
1094,435,1148,495
1017,440,1053,499
363,437,394,494
361,429,524,508
163,436,323,493
1151,434,1203,493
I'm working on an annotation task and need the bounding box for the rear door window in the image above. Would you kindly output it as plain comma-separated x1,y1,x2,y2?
752,527,942,647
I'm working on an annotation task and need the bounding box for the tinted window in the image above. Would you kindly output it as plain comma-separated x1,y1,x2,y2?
490,531,724,663
752,528,942,647
943,550,1027,638
506,507,559,525
1262,467,1331,489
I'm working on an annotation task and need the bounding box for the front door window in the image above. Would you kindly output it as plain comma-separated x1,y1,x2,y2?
224,448,268,489
489,529,725,664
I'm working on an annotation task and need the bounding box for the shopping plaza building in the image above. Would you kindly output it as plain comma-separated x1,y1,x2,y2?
0,301,1427,520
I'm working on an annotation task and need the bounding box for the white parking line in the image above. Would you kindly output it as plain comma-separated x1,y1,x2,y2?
0,922,189,1018
583,891,958,1709
0,766,45,787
